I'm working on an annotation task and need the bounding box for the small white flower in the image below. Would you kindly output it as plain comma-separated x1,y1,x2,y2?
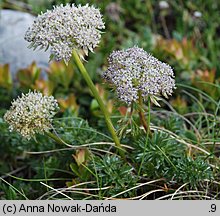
4,91,59,139
24,4,105,64
103,46,176,105
159,1,169,10
193,11,202,18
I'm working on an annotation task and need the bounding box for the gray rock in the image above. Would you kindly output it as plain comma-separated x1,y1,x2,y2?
0,9,50,77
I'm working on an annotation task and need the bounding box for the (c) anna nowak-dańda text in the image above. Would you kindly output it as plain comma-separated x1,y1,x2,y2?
17,203,117,213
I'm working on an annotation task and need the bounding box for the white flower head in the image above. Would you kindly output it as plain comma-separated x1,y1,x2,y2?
159,1,169,10
103,46,176,105
4,91,59,139
24,4,105,63
193,11,202,18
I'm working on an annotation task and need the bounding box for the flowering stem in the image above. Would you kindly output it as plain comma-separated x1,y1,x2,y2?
46,131,67,146
138,96,151,175
147,96,151,136
72,50,125,158
46,131,63,144
138,92,152,137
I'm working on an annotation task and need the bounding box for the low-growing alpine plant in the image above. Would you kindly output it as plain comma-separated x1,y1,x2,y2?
24,3,125,157
103,46,176,135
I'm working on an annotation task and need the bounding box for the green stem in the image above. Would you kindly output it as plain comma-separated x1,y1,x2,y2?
147,95,151,136
72,50,125,158
138,96,151,176
46,131,66,145
138,92,152,137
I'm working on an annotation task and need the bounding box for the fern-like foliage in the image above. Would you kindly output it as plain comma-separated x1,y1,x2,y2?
90,155,138,198
53,117,108,145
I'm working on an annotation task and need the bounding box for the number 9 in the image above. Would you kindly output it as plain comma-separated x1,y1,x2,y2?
211,204,216,212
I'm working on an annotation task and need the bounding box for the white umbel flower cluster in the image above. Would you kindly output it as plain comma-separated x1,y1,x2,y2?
24,4,105,63
103,46,175,105
4,91,59,139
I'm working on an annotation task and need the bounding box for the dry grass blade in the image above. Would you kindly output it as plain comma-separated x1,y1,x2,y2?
25,142,134,155
153,110,201,140
156,190,212,200
40,182,73,200
139,189,165,200
171,183,188,200
0,166,27,179
171,195,214,200
151,126,210,155
38,181,96,200
105,178,164,200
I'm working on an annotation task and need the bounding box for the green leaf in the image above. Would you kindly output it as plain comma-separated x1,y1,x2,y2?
70,163,80,177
